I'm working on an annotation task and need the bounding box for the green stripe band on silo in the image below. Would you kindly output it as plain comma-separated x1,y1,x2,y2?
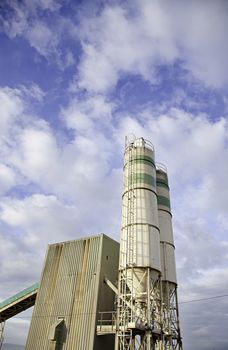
156,179,169,189
129,173,156,187
157,195,171,209
125,155,155,167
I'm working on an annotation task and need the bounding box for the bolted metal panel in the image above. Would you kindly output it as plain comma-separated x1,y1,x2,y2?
25,234,119,350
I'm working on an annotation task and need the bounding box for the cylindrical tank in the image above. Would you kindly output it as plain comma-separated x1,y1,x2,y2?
120,138,161,300
156,165,177,301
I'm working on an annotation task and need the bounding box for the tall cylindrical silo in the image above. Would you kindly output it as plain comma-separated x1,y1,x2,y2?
156,165,182,349
120,137,161,298
116,137,162,350
156,165,177,294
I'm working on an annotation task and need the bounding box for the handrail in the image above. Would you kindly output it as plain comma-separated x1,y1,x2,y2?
125,137,154,152
97,310,116,328
156,162,167,173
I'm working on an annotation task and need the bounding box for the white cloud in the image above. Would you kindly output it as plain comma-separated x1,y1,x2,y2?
0,229,40,295
63,50,75,67
32,0,61,11
0,87,23,134
174,0,228,87
0,0,29,38
2,0,228,88
2,0,227,91
62,94,115,132
76,3,178,92
0,86,49,188
0,164,16,194
0,1,75,67
10,126,59,184
24,18,76,68
74,0,228,92
26,20,59,58
0,0,62,38
19,83,46,103
0,194,78,246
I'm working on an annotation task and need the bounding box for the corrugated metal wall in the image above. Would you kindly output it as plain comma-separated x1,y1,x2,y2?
26,234,119,350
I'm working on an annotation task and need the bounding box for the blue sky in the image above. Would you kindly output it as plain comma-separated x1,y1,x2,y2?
1,1,228,349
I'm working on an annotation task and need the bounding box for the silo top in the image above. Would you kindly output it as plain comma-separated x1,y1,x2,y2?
124,138,155,166
125,137,154,151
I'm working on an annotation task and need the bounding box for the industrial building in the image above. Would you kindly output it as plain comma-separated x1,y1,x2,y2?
0,137,183,350
26,234,119,349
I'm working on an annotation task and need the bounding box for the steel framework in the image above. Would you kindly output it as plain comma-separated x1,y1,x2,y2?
162,284,183,350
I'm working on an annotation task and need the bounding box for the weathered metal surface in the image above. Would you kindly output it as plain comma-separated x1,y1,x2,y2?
25,234,119,350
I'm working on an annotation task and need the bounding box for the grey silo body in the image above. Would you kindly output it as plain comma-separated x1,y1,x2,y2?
25,234,119,350
156,167,177,289
120,138,161,295
156,166,182,349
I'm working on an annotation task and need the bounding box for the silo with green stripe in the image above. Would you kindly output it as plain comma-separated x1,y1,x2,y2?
156,164,182,349
120,138,161,290
156,165,177,291
116,137,162,349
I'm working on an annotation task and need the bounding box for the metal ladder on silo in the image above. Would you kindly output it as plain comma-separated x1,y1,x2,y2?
118,139,137,349
127,142,136,266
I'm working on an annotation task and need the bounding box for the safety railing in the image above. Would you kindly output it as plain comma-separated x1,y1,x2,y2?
97,311,116,334
156,162,167,173
125,136,154,152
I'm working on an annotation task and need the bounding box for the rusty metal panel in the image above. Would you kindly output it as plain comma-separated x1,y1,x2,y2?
25,234,119,350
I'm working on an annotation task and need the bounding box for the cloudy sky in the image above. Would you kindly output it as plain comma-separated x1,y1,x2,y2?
0,0,228,349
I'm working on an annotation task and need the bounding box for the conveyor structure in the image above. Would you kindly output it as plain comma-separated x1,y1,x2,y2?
0,283,38,348
0,283,38,322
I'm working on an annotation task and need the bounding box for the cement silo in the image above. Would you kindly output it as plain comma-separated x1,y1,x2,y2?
116,137,162,349
156,165,182,350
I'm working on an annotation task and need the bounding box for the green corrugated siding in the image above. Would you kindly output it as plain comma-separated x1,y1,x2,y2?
129,173,156,187
157,195,171,209
0,283,39,309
